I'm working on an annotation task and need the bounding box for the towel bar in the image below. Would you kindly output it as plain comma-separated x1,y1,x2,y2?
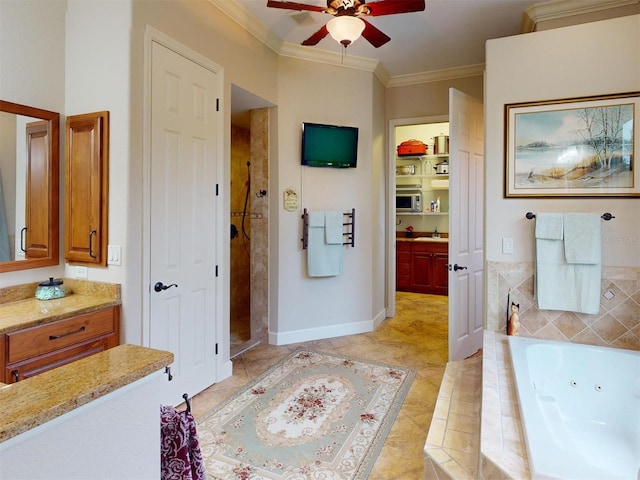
526,212,614,221
301,208,355,249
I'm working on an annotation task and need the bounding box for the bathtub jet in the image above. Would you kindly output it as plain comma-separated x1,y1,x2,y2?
508,336,640,480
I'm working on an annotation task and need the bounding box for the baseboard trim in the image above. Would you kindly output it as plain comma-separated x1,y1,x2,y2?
269,319,374,346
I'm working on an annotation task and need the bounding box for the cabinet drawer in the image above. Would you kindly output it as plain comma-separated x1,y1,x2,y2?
411,242,448,254
6,337,112,383
6,307,117,364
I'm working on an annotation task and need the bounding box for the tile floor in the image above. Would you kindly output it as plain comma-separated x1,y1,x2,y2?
191,291,449,479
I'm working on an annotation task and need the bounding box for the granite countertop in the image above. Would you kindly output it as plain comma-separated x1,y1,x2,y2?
0,279,121,335
0,344,173,443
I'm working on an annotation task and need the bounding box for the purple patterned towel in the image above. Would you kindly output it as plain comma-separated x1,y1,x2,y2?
161,405,206,480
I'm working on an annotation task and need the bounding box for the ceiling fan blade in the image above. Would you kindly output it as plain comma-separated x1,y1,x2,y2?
301,25,329,46
361,19,390,48
266,0,325,13
364,0,425,16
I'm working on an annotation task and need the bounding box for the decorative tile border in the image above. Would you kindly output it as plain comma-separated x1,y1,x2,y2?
486,262,640,350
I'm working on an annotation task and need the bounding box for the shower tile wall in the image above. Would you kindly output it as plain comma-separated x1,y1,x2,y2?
230,125,251,345
249,108,269,343
486,261,640,350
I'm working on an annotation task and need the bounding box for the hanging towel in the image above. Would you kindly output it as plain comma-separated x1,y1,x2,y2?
325,211,344,245
563,213,601,264
535,213,601,315
535,213,564,240
307,211,343,277
160,405,206,480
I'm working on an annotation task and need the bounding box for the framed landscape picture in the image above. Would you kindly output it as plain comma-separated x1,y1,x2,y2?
504,92,639,197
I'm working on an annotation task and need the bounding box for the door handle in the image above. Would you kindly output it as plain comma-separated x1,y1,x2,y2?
154,282,178,292
445,264,467,271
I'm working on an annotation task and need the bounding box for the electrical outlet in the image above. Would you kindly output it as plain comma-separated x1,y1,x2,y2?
502,237,514,254
75,266,88,278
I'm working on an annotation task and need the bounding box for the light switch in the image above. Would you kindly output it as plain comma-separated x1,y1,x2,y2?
107,245,122,266
502,237,514,254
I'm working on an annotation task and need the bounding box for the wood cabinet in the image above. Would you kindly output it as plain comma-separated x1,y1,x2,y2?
396,241,411,290
65,111,109,265
1,305,119,383
24,121,56,260
397,240,448,295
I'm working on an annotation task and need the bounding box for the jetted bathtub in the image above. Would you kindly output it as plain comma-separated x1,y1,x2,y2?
508,336,640,480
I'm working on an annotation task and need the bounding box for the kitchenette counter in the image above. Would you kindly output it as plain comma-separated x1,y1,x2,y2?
0,343,173,444
396,234,449,243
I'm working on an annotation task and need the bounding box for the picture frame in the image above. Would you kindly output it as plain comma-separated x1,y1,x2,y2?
504,92,639,198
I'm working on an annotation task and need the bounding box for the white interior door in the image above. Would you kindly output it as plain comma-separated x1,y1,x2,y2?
148,40,221,404
448,88,484,361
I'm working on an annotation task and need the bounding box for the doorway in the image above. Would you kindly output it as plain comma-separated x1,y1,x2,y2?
387,115,449,317
230,85,273,358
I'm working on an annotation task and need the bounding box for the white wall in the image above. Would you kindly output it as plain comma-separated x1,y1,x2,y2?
485,15,640,268
0,0,66,286
271,56,384,343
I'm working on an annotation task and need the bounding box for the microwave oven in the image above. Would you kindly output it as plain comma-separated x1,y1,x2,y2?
396,191,422,212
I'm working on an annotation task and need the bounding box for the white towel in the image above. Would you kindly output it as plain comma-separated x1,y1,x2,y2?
535,213,563,240
325,212,344,245
563,213,600,264
535,213,601,314
307,212,343,277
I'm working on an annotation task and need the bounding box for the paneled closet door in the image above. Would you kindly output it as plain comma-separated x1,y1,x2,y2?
64,111,109,266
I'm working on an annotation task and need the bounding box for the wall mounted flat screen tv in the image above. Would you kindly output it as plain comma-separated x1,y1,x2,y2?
301,122,358,168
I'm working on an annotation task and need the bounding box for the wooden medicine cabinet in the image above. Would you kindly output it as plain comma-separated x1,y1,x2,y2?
65,111,109,266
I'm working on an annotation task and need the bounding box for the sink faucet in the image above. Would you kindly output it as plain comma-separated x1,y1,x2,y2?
433,228,439,238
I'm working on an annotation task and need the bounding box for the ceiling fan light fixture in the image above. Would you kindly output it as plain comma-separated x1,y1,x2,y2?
326,16,365,47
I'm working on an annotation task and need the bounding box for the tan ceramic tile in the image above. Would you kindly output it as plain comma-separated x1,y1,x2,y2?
196,291,450,480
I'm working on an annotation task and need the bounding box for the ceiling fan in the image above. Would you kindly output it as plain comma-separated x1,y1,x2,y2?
266,0,426,48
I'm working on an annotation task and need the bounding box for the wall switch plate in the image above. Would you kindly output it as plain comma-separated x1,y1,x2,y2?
502,237,514,254
76,266,88,278
107,245,122,266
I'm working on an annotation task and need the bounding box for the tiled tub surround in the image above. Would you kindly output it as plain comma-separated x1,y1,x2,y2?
486,262,640,350
425,332,530,480
424,356,482,480
481,331,529,480
0,279,120,334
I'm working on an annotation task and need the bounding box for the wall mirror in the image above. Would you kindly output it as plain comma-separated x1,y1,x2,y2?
0,100,59,272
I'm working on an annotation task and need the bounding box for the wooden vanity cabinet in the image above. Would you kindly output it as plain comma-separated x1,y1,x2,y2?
1,305,120,383
397,240,448,296
65,111,109,266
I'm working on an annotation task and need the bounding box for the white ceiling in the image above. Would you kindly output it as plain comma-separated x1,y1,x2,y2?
220,0,541,79
222,0,637,125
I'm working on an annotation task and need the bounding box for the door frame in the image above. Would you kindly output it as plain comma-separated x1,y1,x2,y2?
386,114,449,317
142,26,231,379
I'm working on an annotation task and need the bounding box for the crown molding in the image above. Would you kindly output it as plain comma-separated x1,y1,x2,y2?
386,64,485,88
209,0,482,87
208,0,283,53
522,0,639,32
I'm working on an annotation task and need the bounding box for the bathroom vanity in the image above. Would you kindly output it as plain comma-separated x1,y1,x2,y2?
0,344,173,480
0,279,121,383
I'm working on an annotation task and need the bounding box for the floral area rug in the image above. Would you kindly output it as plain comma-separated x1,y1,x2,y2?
197,349,415,479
